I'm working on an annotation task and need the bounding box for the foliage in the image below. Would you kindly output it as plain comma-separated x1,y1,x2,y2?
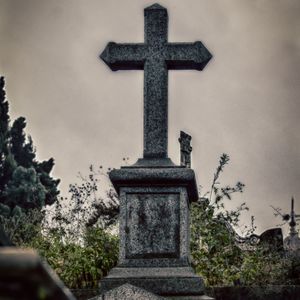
28,226,118,289
191,154,246,285
68,165,119,230
21,165,120,289
0,76,60,215
190,153,289,286
0,207,44,246
5,154,298,289
10,117,35,168
238,248,288,285
4,167,46,209
46,165,119,243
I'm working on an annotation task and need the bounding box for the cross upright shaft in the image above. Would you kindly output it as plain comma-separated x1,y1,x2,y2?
101,3,212,160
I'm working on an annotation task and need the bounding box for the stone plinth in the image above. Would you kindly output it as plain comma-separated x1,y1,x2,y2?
100,165,205,298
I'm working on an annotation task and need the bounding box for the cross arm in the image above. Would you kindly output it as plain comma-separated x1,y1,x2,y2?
166,41,212,70
100,42,147,71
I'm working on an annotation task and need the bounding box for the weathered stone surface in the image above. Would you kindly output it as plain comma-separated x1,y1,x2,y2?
97,283,165,300
118,186,190,268
0,247,75,300
125,193,180,258
100,3,212,161
109,167,199,202
259,228,284,252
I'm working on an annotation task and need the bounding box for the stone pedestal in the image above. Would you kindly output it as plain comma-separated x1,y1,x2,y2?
100,164,206,298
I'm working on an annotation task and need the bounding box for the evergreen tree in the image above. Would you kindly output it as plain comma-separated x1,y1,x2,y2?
0,77,10,192
10,117,35,168
35,158,60,206
0,76,60,213
1,152,17,201
9,117,59,206
4,166,46,209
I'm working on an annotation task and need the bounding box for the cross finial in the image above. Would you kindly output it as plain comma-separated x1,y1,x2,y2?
179,131,192,168
144,3,165,10
100,4,212,165
290,197,297,234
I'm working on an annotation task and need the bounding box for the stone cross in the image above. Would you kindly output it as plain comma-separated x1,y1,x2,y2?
100,3,212,160
100,4,212,297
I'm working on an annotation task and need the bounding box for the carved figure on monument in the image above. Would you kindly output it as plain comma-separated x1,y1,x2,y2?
179,131,192,168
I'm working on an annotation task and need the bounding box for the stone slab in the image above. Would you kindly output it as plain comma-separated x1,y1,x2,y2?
0,247,75,300
107,267,201,278
100,267,205,297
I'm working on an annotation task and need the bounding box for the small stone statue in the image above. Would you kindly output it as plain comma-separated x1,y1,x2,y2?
178,131,192,168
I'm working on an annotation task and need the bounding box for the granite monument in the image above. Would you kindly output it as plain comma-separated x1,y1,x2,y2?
99,3,212,299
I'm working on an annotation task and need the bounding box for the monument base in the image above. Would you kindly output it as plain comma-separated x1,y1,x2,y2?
100,267,205,297
100,165,207,298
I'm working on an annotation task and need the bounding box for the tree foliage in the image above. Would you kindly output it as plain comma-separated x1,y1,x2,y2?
0,76,60,216
0,76,10,193
10,117,35,168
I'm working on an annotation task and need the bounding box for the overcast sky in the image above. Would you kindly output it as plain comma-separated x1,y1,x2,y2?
0,0,299,236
